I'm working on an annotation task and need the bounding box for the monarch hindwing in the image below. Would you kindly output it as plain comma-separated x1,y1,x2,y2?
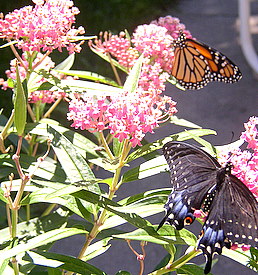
171,31,242,90
159,141,258,274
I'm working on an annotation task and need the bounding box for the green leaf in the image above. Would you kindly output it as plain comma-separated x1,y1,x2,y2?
59,78,122,96
184,133,217,157
169,116,201,128
54,53,75,70
113,138,124,157
54,70,120,87
81,237,112,261
21,180,93,220
0,210,69,244
0,228,87,261
121,155,167,183
118,188,170,206
177,263,212,275
0,40,17,48
14,64,27,135
115,271,131,275
73,190,155,231
0,187,8,203
123,54,143,93
126,128,217,163
27,118,104,159
0,152,67,184
96,189,170,230
113,226,196,246
47,125,99,194
26,251,107,275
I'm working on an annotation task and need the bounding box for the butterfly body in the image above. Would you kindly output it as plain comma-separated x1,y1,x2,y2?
171,32,242,90
159,141,258,274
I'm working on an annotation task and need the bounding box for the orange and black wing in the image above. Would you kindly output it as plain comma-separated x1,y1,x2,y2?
171,32,242,90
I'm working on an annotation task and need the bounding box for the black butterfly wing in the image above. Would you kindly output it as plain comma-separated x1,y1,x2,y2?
198,174,258,274
159,141,220,230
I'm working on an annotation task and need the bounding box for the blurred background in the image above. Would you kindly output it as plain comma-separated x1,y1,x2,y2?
0,0,257,274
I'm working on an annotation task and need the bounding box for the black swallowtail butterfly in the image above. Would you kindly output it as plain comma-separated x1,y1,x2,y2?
158,141,258,274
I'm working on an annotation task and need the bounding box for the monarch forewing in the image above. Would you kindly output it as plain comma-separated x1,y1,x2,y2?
171,31,242,90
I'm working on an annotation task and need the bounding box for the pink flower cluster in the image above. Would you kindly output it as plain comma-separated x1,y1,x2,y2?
92,31,139,68
218,116,258,200
67,90,177,147
0,0,85,53
90,16,191,93
0,53,67,103
151,15,193,39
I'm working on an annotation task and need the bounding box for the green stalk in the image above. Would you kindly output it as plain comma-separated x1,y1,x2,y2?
148,249,200,275
10,208,19,274
71,139,131,275
100,131,114,160
11,209,18,239
0,110,14,153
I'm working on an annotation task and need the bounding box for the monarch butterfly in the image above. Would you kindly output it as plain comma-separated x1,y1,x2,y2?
158,141,258,274
171,31,242,90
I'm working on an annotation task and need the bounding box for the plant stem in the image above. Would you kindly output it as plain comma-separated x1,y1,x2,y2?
11,208,18,238
43,96,63,118
107,52,122,86
27,104,36,122
147,248,200,275
0,109,14,153
76,166,122,262
41,203,57,217
73,139,130,275
99,132,114,160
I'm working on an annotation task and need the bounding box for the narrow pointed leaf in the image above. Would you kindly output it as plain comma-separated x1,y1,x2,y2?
26,251,107,275
47,125,99,194
54,70,120,87
123,54,143,93
121,155,167,183
169,116,201,128
73,190,155,231
54,53,75,70
113,226,196,246
0,228,87,261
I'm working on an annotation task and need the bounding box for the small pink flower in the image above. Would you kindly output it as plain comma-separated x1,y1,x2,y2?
0,0,85,53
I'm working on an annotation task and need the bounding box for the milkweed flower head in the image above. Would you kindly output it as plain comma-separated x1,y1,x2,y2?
0,0,85,53
151,15,192,39
67,89,177,147
90,16,192,93
218,116,258,200
0,52,70,103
